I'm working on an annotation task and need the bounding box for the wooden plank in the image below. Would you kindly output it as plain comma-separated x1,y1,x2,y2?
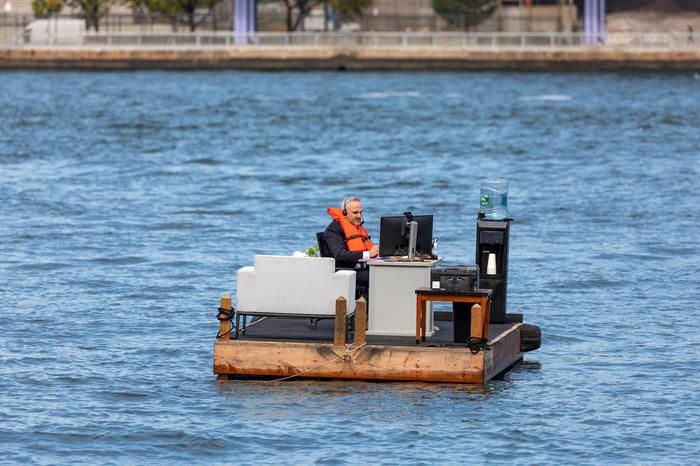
483,323,522,382
334,297,346,346
214,340,485,383
354,297,367,346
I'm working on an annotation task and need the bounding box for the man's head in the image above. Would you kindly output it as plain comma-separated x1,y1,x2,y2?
342,196,363,226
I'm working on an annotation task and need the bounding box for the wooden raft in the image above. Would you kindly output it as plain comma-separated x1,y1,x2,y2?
214,295,522,384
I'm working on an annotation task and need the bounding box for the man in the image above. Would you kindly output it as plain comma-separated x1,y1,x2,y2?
324,196,378,289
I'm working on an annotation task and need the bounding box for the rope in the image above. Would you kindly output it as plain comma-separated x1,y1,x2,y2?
467,337,490,354
217,306,234,321
265,342,367,383
216,306,234,339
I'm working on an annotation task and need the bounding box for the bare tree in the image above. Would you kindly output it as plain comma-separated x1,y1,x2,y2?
131,0,221,32
282,0,372,32
432,0,497,30
66,0,114,31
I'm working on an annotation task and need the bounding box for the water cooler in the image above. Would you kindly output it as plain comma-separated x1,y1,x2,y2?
475,213,512,323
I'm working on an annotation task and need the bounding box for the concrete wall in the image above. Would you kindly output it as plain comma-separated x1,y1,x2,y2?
2,46,699,71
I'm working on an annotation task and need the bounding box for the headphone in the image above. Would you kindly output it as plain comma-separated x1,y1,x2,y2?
342,196,363,224
341,196,356,216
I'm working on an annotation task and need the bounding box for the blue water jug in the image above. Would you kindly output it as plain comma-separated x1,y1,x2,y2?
480,179,509,220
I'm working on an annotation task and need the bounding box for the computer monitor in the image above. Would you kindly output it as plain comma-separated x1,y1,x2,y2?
379,214,433,257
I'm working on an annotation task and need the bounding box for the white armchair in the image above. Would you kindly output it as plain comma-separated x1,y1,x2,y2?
236,255,356,336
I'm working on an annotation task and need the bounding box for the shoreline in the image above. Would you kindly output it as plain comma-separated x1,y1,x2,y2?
2,46,700,70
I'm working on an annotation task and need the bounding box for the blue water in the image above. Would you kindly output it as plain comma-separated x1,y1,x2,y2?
1,70,700,464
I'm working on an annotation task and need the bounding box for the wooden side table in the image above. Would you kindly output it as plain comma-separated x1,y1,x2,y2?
415,288,493,344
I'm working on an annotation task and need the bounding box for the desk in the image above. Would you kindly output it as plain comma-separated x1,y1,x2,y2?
415,288,492,344
367,259,440,336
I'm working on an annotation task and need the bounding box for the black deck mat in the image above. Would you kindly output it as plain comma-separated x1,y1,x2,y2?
233,314,516,347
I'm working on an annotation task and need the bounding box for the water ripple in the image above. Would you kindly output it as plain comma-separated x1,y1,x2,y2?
1,70,699,464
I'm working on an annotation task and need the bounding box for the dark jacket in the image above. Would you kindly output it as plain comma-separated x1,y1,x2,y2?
323,219,365,270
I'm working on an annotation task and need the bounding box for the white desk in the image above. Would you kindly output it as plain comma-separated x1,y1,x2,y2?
367,259,440,337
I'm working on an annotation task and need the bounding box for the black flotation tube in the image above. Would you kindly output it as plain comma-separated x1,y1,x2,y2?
520,323,541,353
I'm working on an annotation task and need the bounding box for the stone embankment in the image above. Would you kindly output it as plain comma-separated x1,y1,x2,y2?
1,46,700,70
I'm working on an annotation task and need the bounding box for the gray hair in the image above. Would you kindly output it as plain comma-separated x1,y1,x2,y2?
342,195,361,212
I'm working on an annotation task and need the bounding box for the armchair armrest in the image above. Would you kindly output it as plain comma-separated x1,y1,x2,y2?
236,266,256,312
332,269,356,316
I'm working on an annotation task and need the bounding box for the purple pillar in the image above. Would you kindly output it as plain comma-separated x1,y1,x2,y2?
234,0,256,44
598,0,606,43
584,0,590,45
248,0,256,39
591,0,598,43
584,0,605,45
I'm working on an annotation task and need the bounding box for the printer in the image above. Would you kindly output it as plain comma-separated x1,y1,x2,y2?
431,265,480,292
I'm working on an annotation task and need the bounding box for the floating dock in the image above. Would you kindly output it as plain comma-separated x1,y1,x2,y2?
213,297,525,384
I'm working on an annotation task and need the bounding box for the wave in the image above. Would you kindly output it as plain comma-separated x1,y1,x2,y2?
359,91,421,99
185,158,221,165
518,94,573,101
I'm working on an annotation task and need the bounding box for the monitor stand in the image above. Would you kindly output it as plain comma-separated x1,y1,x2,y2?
407,220,418,261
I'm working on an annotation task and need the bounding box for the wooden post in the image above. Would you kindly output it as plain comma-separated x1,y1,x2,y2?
334,296,347,346
354,297,367,346
470,303,483,340
219,294,232,339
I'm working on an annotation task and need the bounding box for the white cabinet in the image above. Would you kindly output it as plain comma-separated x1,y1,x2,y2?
367,259,439,336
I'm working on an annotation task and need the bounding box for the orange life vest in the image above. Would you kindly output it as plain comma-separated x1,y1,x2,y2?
327,207,374,252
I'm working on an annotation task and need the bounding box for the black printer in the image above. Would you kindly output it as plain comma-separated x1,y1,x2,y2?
431,265,480,292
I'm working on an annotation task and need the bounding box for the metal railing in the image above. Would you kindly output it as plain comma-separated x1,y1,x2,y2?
0,11,577,34
8,31,700,49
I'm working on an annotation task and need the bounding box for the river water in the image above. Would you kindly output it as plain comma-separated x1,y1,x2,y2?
1,70,699,464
